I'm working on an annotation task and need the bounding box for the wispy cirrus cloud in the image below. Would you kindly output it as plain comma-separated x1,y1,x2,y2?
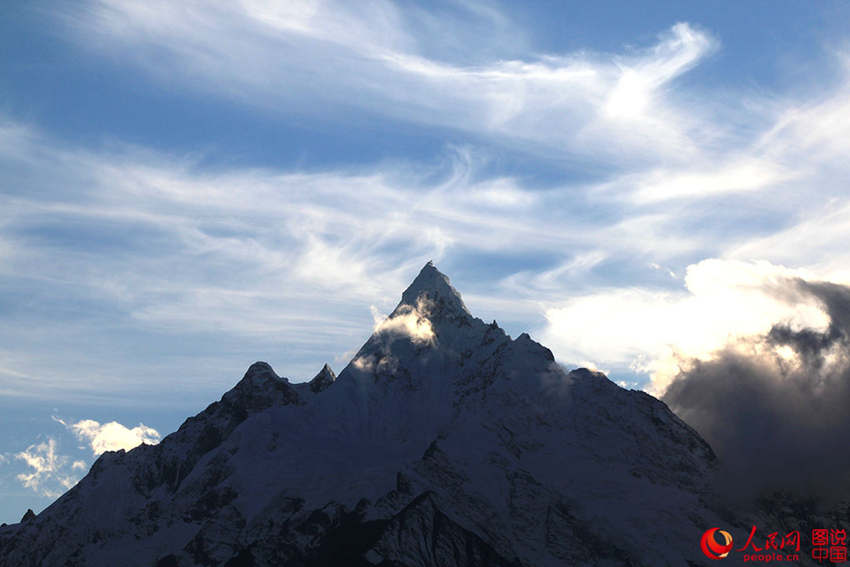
4,60,850,398
63,2,719,164
15,439,81,498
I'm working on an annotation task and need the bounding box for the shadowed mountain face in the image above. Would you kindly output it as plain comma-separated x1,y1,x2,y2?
0,263,761,566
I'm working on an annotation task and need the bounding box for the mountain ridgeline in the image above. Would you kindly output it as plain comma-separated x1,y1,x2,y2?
0,262,779,566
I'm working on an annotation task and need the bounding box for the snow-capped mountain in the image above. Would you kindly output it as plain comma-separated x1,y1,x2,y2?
1,262,743,566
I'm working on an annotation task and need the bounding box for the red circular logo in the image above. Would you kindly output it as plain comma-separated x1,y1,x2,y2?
701,528,734,560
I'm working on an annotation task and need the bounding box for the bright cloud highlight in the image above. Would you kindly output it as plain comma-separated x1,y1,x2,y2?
541,259,833,393
54,417,161,456
371,298,436,344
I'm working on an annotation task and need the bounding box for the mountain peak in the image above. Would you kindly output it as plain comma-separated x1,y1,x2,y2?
0,264,729,567
397,261,469,316
222,361,299,410
244,361,277,380
309,363,336,393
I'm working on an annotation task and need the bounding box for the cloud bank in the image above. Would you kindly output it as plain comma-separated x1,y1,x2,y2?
663,278,850,502
541,260,831,390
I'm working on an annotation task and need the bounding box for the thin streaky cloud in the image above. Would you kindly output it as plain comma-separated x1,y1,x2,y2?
64,3,719,164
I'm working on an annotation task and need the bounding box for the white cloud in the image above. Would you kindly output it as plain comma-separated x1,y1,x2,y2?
15,439,80,498
625,158,793,203
540,259,833,393
54,417,160,456
371,298,436,344
604,22,716,121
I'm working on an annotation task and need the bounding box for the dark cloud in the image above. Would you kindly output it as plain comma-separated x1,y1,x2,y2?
663,278,850,504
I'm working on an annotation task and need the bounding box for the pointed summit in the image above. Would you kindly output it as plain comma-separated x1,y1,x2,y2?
309,363,336,393
397,261,469,316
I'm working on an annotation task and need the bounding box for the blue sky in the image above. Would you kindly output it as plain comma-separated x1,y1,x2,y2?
3,0,850,523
